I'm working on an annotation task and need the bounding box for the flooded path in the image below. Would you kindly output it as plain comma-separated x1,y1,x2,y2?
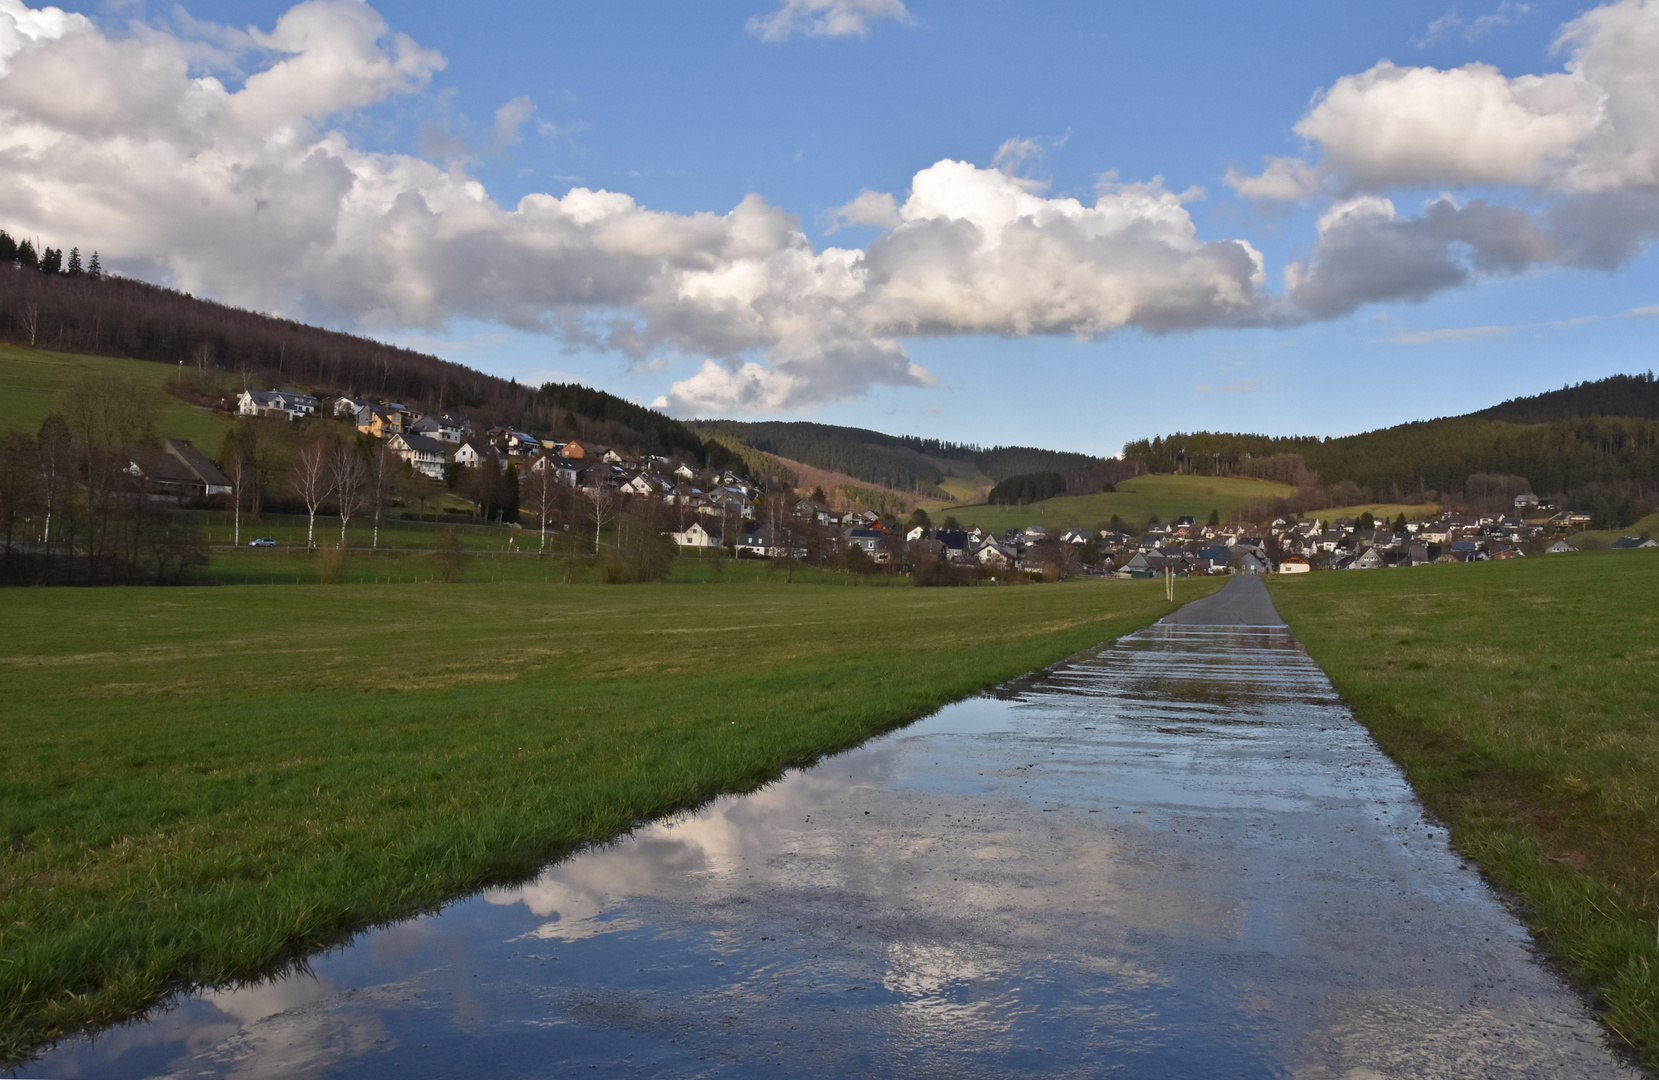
31,577,1636,1078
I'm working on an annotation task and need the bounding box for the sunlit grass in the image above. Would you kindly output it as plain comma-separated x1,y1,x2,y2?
0,573,1214,1064
941,473,1294,531
0,343,230,447
1269,551,1659,1067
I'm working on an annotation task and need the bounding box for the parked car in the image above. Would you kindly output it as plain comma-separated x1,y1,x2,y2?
249,537,277,547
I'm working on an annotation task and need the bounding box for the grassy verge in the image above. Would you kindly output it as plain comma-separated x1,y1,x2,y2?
0,575,1214,1064
1268,551,1659,1066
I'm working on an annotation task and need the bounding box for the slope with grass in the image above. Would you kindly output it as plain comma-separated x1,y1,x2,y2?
1269,552,1659,1068
941,473,1294,532
0,574,1214,1065
0,343,229,447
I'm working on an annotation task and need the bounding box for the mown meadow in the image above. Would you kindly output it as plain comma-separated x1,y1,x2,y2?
0,573,1214,1064
1270,550,1659,1068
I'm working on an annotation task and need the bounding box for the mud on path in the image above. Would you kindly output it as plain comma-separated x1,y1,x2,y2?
31,577,1637,1079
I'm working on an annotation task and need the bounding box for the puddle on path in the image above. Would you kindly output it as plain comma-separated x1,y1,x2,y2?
27,609,1637,1079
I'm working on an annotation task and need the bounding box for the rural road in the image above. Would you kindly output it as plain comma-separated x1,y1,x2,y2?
31,577,1639,1079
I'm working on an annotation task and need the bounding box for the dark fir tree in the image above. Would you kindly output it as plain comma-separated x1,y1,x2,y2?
66,248,82,276
87,251,101,279
38,247,62,274
0,231,15,264
15,239,36,270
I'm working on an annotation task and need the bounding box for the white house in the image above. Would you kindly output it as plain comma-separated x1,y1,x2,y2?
454,440,494,469
671,521,721,548
332,395,371,419
237,389,317,421
973,541,1014,569
410,412,471,444
673,463,698,480
388,432,447,480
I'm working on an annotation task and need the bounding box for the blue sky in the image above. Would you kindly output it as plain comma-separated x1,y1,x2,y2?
3,0,1657,454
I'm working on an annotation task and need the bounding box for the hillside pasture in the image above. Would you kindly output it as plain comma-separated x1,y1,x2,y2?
1298,502,1441,527
0,343,230,447
942,473,1294,532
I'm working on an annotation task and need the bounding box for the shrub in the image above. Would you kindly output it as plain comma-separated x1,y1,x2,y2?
430,529,469,582
315,544,348,585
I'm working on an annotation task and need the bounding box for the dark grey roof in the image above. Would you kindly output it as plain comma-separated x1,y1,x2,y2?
165,439,230,488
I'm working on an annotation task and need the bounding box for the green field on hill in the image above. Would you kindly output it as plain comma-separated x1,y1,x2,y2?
1270,551,1659,1068
937,473,1294,531
0,574,1214,1064
0,343,231,448
1301,501,1441,526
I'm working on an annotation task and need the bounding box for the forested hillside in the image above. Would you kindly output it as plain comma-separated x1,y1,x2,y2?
1474,372,1659,424
1122,373,1659,527
690,420,1133,500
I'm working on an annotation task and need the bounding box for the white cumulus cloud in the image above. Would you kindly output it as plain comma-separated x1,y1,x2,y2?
745,0,909,43
0,0,1277,417
1232,0,1659,320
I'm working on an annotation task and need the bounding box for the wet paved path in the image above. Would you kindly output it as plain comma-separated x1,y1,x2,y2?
31,577,1637,1078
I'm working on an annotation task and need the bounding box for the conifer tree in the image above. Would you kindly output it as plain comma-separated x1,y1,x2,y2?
16,239,37,270
39,247,62,274
87,251,101,279
0,230,15,264
66,247,82,276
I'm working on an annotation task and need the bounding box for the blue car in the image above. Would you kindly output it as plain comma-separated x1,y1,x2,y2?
249,537,277,547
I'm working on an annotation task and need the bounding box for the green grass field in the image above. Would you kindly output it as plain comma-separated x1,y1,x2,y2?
1270,551,1659,1067
201,546,899,587
0,574,1215,1064
1300,501,1441,526
0,343,231,448
938,473,1294,532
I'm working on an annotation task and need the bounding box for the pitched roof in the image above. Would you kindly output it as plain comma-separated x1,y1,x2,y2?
164,439,230,488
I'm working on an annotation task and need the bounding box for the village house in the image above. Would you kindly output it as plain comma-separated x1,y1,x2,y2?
453,439,499,469
670,521,722,548
409,412,472,444
124,438,234,499
356,405,405,439
237,389,317,421
387,432,447,480
560,440,609,461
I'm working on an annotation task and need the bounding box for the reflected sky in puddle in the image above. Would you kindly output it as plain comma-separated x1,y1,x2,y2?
28,622,1636,1079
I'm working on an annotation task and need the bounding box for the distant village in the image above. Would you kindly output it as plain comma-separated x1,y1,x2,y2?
204,388,1659,577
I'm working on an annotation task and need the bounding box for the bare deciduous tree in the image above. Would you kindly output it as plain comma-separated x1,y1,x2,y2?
289,439,333,550
331,442,368,549
21,301,39,346
584,480,617,555
365,440,403,551
524,453,563,554
37,414,70,552
224,441,247,546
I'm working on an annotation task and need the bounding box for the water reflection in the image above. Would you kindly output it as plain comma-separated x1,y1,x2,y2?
28,614,1636,1079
